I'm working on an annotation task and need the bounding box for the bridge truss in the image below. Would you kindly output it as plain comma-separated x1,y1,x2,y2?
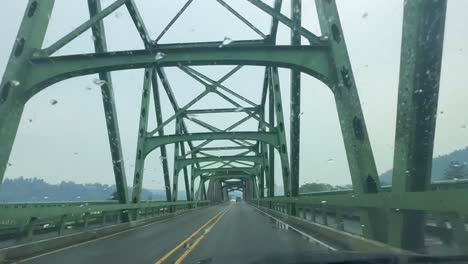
0,0,465,253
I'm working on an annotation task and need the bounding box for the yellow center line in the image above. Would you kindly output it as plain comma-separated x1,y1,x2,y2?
155,206,230,264
174,205,232,264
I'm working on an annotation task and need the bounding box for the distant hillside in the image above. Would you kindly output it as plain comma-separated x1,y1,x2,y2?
0,177,187,203
380,147,468,184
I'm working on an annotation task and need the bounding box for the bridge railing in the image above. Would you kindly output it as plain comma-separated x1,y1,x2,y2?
0,200,209,245
255,180,468,251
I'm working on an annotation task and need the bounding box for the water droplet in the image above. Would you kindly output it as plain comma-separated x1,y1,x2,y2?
439,110,444,114
73,152,78,155
43,224,50,228
49,99,58,105
85,86,92,91
234,107,243,112
7,163,12,167
159,156,166,160
395,208,400,211
461,125,466,129
93,79,107,86
454,177,459,181
327,158,334,163
66,226,72,229
114,11,123,18
425,70,431,75
219,37,233,48
361,12,368,19
79,204,84,207
28,118,33,123
414,89,423,94
361,224,366,227
11,80,20,86
298,112,304,117
155,52,166,61
91,35,96,42
320,35,329,41
76,196,81,199
43,196,49,199
320,200,327,204
351,195,355,198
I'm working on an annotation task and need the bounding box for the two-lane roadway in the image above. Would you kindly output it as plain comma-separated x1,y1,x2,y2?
17,203,331,264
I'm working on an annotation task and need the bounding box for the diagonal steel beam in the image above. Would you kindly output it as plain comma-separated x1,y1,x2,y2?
41,0,128,56
154,0,194,44
125,0,152,47
215,0,266,38
144,132,279,156
88,0,129,205
247,0,322,45
183,114,255,156
180,66,257,107
187,116,254,147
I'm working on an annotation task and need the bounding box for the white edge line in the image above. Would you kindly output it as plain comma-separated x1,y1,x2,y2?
250,204,338,251
14,209,201,263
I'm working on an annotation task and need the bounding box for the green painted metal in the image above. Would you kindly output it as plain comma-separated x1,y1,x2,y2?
388,0,447,250
0,0,461,253
131,68,153,203
270,67,291,196
143,132,279,156
315,0,386,243
151,69,172,201
290,0,301,200
87,0,129,205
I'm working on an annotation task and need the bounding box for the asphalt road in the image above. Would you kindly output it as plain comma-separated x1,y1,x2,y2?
16,203,330,264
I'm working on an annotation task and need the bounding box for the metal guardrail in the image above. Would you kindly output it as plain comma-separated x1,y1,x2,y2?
299,179,468,196
0,200,210,244
256,180,468,251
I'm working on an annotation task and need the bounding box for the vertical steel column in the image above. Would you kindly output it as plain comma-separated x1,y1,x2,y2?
290,0,301,199
268,76,275,197
151,69,172,201
315,0,386,242
180,142,191,200
131,69,152,203
270,67,291,197
388,0,447,250
88,0,128,204
171,119,181,201
0,0,55,182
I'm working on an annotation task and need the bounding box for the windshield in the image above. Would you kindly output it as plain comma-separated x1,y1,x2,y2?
0,0,467,263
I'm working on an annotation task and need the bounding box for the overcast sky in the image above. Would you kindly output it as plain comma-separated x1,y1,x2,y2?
1,0,467,190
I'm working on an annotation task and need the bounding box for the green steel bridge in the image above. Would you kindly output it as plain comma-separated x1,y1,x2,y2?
0,0,467,263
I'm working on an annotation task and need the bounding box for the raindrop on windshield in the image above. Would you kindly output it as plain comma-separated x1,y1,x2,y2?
43,196,49,199
11,80,20,86
43,224,50,228
159,156,166,160
28,118,33,123
93,79,107,86
461,125,466,129
414,89,423,94
361,12,368,19
49,99,58,105
219,37,233,48
298,112,304,117
155,52,166,61
234,107,243,112
85,86,92,91
114,11,123,18
327,158,334,163
320,200,327,204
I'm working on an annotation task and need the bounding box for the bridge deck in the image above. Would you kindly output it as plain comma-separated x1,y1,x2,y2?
17,203,328,264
